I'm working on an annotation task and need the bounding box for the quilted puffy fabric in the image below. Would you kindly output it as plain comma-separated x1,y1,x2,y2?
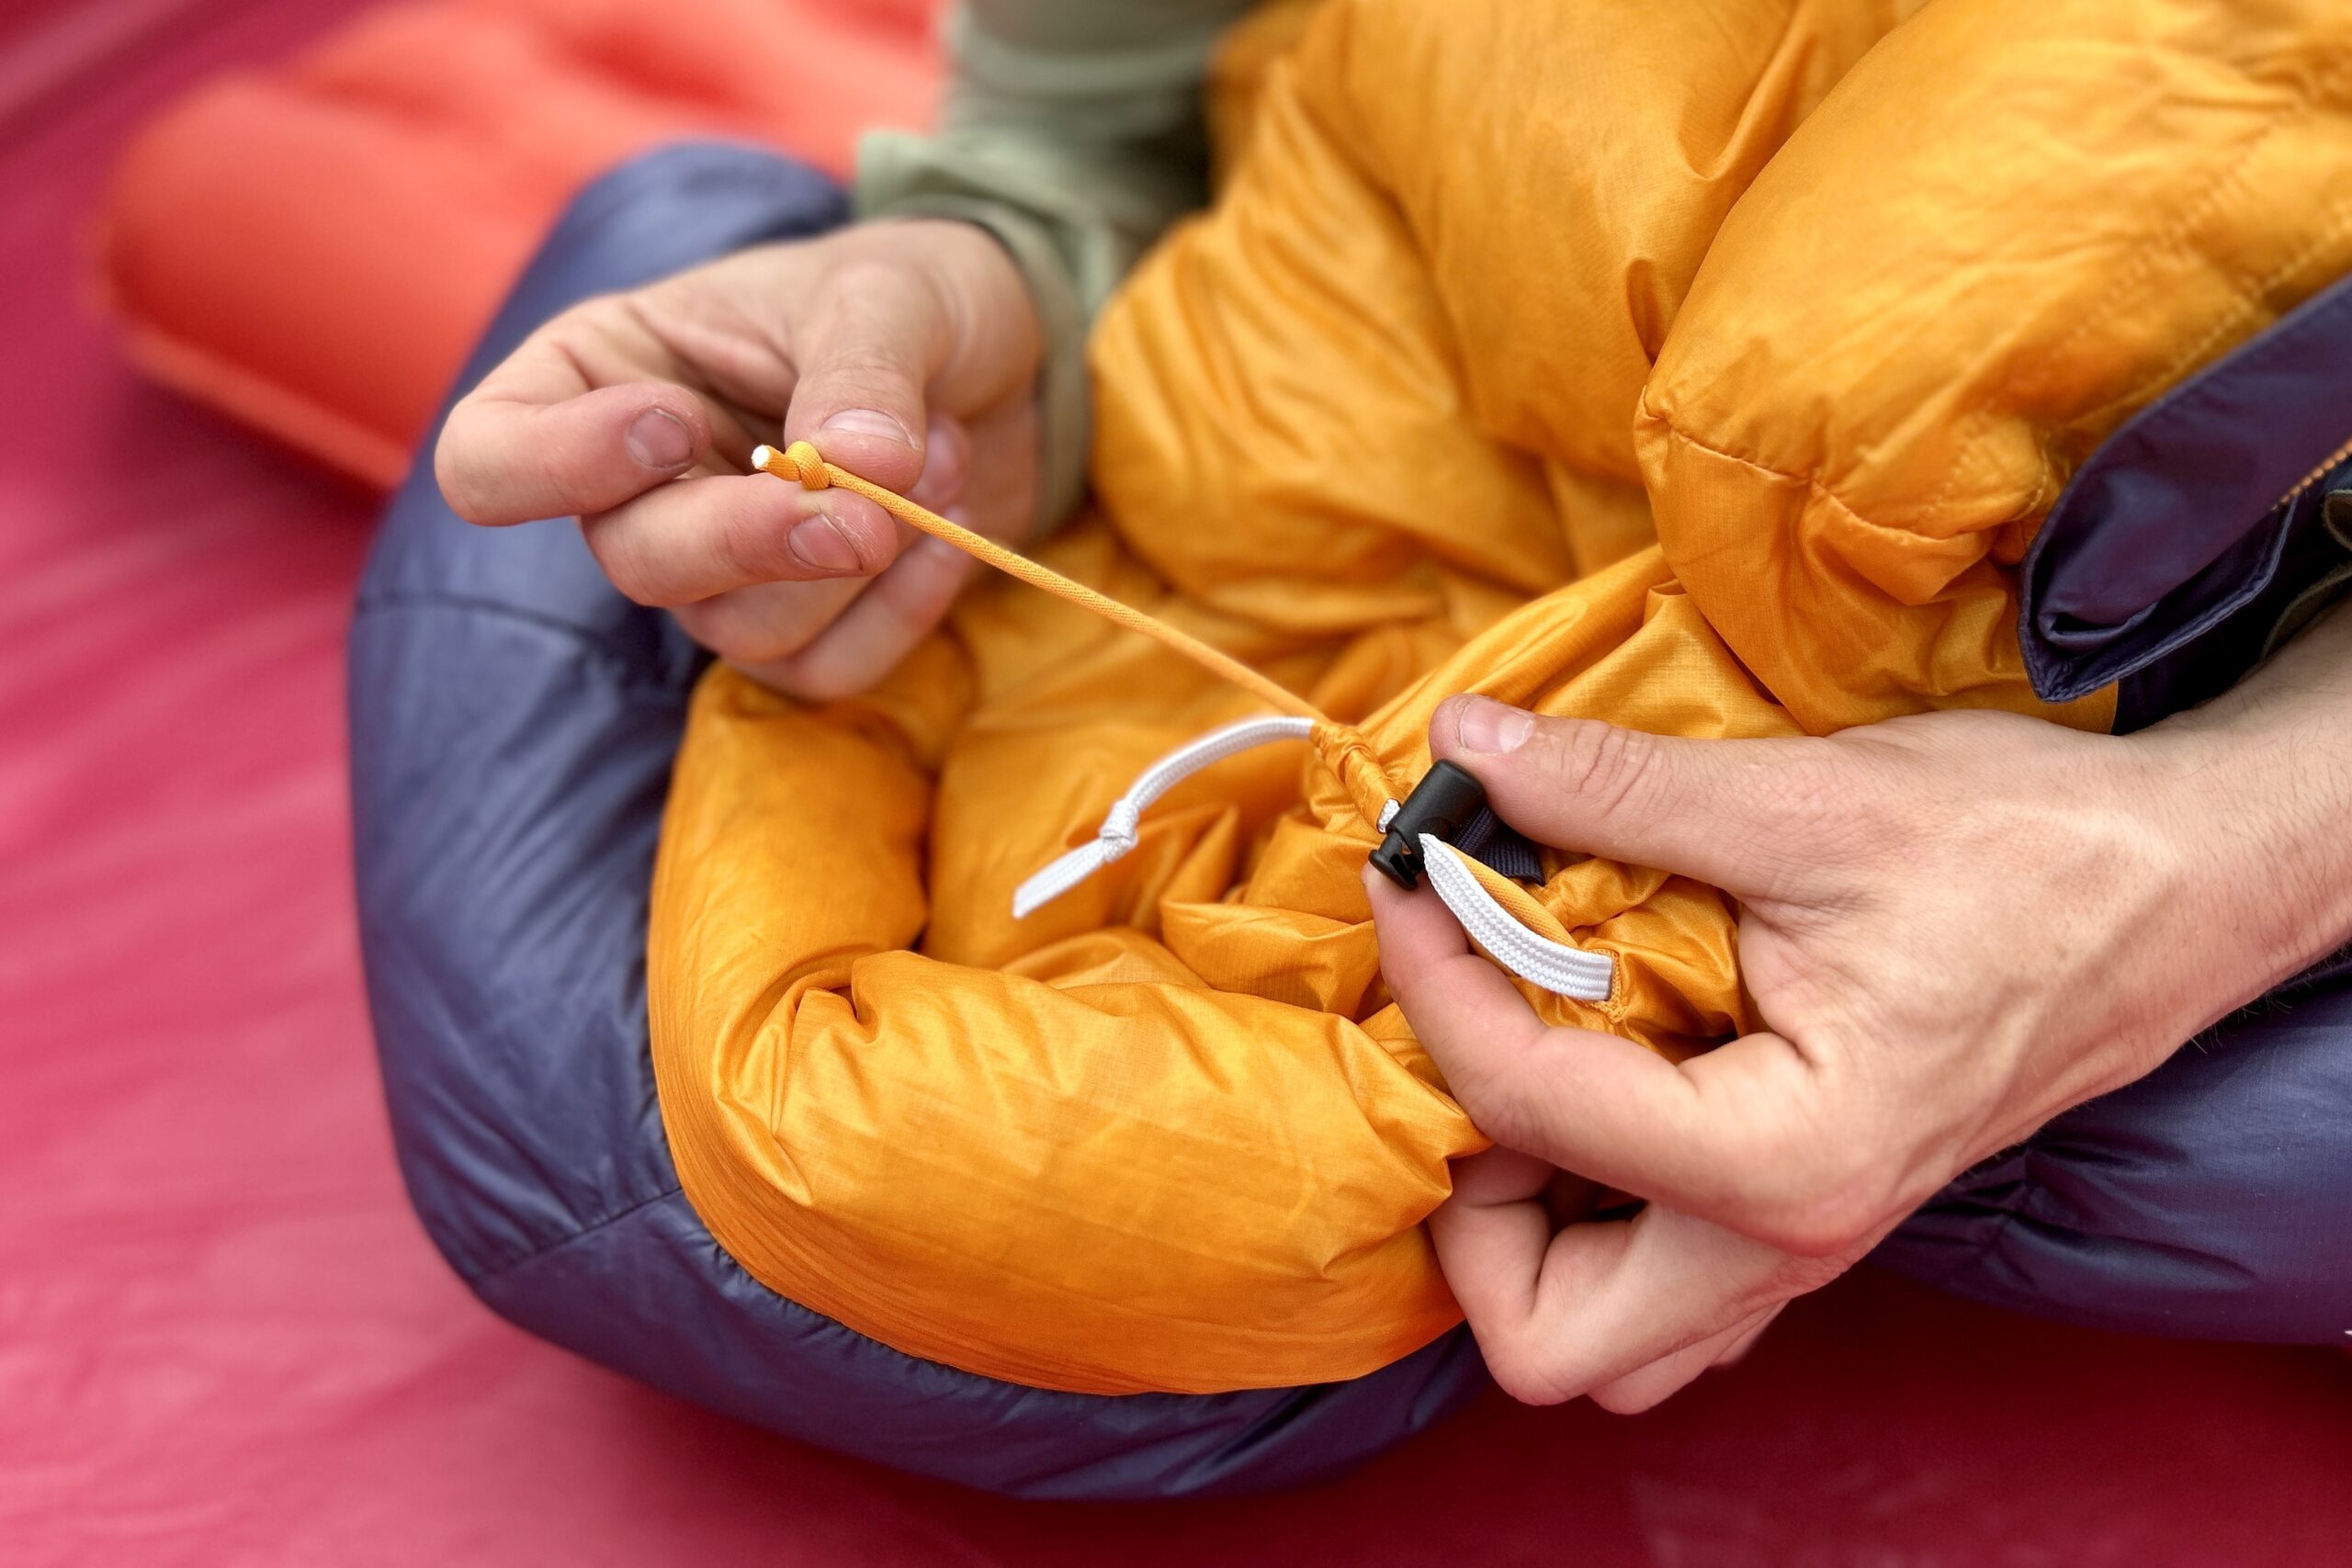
650,0,2352,1397
90,0,943,487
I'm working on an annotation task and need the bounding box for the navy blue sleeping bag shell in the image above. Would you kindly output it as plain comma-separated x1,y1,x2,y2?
350,144,2352,1500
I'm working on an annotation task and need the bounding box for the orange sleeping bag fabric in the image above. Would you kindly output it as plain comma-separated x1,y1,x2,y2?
650,0,2352,1394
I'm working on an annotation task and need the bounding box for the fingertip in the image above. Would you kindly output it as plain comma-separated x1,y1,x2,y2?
1428,694,1473,761
811,491,906,575
431,421,486,525
1364,874,1486,1022
1445,1145,1557,1207
810,408,926,492
1365,870,1464,954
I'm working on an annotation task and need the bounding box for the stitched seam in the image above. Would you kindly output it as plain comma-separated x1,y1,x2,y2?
469,1183,684,1283
2064,279,2352,514
1916,79,2328,528
2279,429,2352,508
1636,401,1905,546
1645,197,2352,556
2044,195,2352,507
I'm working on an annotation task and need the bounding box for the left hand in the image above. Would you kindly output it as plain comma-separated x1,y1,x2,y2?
436,218,1042,701
1365,671,2352,1410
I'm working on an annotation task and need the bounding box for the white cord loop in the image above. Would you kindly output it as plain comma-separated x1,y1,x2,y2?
1012,720,1620,1004
1417,836,1614,1002
1012,716,1317,919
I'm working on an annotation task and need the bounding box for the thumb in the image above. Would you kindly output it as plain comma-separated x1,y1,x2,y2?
1430,695,1829,897
781,277,942,496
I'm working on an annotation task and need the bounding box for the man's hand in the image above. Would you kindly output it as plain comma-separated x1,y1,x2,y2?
1367,606,2352,1409
435,219,1042,700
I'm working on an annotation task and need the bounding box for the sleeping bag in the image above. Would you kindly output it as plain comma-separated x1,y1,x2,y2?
643,0,2352,1398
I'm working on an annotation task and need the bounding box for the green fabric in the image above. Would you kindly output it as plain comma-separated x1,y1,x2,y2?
856,0,1253,531
2266,490,2352,659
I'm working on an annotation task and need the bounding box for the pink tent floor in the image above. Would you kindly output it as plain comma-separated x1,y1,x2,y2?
6,5,2351,1563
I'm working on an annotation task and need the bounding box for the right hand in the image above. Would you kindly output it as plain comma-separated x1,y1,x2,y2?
435,218,1043,700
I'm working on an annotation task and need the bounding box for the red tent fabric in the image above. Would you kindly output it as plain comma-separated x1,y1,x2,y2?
5,5,2350,1563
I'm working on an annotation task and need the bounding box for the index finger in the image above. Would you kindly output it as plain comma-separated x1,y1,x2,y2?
436,327,715,526
1430,1184,1804,1407
1364,866,1808,1224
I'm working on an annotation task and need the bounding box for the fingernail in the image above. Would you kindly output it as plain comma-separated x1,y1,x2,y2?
625,407,693,470
1455,696,1534,754
820,408,913,445
787,514,864,574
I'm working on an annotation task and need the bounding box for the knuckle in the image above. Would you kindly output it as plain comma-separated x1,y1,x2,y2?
1544,719,1657,818
430,430,482,518
711,499,799,584
1746,1169,1883,1258
820,255,915,305
806,271,927,372
774,669,861,705
531,299,622,374
1450,1065,1546,1155
673,600,800,668
1478,1334,1573,1407
774,649,880,705
583,533,661,606
543,296,622,347
808,349,914,404
1589,1381,1660,1416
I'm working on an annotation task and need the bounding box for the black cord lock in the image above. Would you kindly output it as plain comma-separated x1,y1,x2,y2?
1367,761,1490,890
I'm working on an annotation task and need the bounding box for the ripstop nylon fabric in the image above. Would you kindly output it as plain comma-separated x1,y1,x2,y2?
753,441,1617,995
650,0,2352,1395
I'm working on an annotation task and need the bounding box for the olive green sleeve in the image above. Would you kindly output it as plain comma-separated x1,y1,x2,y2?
856,0,1256,530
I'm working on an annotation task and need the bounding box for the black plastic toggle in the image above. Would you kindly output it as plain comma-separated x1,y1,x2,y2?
1368,761,1490,890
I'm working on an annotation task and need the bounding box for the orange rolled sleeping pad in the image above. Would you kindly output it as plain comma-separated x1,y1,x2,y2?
647,0,2352,1394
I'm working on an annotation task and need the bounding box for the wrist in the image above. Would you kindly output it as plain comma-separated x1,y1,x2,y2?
2127,635,2352,999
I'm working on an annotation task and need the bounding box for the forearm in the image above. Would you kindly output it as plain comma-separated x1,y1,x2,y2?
857,0,1256,530
2136,595,2352,996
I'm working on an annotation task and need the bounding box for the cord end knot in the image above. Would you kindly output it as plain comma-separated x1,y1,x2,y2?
750,441,831,490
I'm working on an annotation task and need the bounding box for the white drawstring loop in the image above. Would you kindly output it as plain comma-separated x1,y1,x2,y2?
1012,720,1619,1005
1417,837,1614,1002
1012,717,1317,919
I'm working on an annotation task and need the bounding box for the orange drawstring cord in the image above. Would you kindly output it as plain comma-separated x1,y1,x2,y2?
755,442,1320,723
751,443,1616,1001
751,440,1401,825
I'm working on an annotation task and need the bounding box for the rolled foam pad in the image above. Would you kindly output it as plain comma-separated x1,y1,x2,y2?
95,0,944,487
